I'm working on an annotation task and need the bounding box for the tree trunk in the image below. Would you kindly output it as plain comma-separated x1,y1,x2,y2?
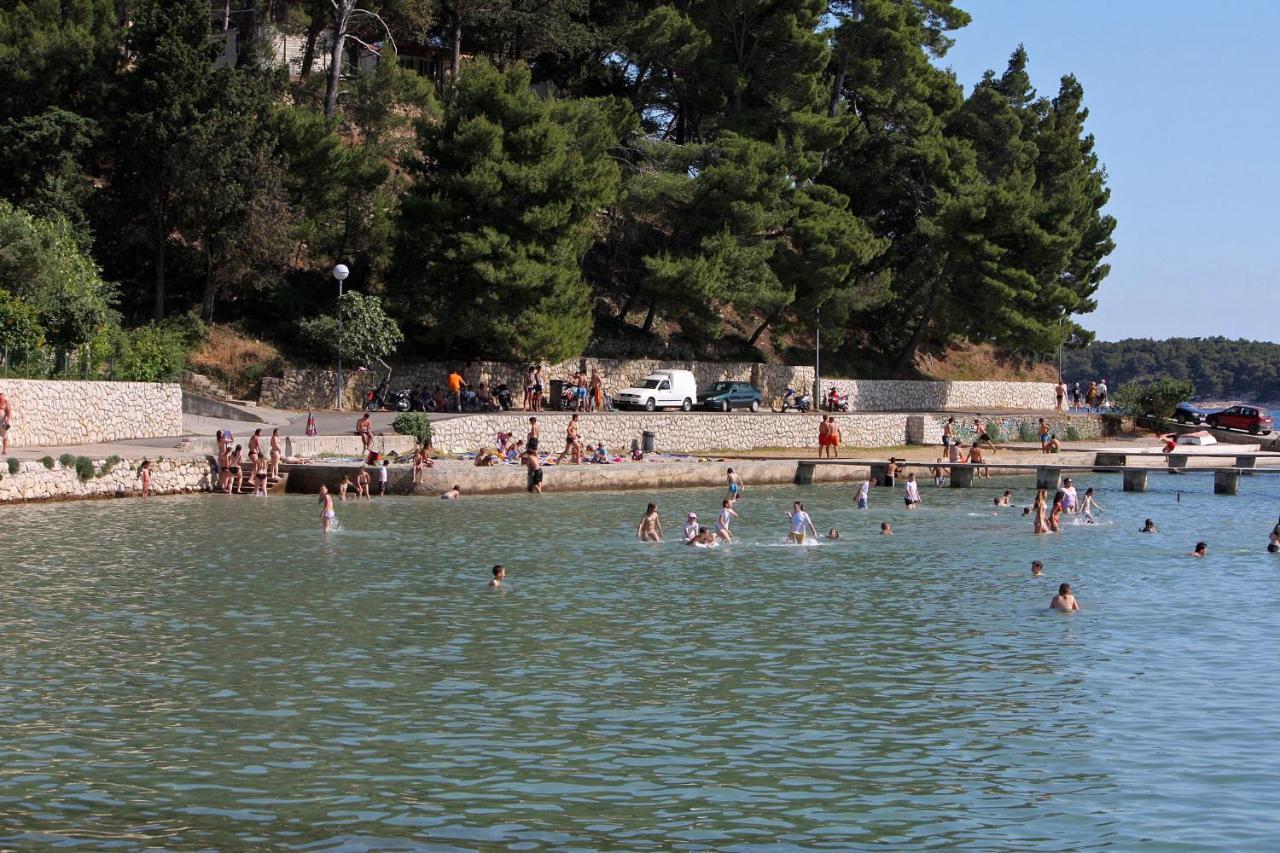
323,0,355,118
616,287,638,320
641,300,658,334
894,260,951,376
451,14,463,78
747,311,776,347
200,246,218,323
152,214,167,321
300,17,322,77
223,0,231,30
827,55,847,118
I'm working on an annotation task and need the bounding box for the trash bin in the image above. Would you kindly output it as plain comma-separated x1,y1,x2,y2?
549,379,565,411
642,431,656,453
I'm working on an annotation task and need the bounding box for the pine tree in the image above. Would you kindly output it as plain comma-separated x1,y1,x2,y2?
392,61,621,362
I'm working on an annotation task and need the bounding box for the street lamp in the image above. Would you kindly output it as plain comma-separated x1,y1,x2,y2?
332,263,349,409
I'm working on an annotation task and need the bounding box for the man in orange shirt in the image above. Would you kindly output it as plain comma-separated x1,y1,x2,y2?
446,369,465,412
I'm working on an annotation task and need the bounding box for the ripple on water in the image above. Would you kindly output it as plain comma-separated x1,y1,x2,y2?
2,483,1280,848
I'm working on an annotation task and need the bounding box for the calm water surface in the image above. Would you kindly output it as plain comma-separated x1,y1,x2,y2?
2,473,1279,849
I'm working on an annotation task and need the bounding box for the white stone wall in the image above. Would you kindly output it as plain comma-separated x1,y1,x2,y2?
427,411,1104,455
0,456,213,503
260,359,1055,413
0,379,183,448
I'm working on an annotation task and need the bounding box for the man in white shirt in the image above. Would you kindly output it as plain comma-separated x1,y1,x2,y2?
683,513,699,543
903,473,921,509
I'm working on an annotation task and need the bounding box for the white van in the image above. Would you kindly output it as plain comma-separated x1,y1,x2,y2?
614,369,699,412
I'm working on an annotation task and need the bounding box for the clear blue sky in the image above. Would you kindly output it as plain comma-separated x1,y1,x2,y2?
939,0,1279,343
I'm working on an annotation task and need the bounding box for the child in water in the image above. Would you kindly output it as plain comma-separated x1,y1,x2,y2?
688,526,718,548
488,565,506,589
1031,560,1043,576
318,485,336,532
637,503,663,542
1082,487,1102,523
1050,583,1079,611
716,499,739,543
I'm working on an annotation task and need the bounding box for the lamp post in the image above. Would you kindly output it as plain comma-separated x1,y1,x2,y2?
332,263,349,409
813,307,821,410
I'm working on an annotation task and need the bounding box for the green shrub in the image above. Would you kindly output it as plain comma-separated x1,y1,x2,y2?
74,455,94,481
986,422,1003,443
96,455,122,478
40,455,54,469
1065,425,1081,442
6,457,19,475
112,321,196,382
58,452,75,467
392,413,432,448
1017,422,1037,443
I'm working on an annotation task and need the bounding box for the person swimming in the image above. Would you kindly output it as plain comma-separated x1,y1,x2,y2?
1189,541,1207,557
998,490,1013,506
1031,560,1043,576
441,484,461,500
1140,518,1158,534
488,564,506,589
637,503,663,543
880,522,892,535
787,501,818,544
826,528,840,540
1050,583,1080,611
688,526,718,547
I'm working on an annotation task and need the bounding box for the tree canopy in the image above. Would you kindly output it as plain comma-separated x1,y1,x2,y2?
0,0,1117,377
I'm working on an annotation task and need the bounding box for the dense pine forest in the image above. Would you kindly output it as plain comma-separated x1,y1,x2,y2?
0,0,1116,381
1062,338,1280,405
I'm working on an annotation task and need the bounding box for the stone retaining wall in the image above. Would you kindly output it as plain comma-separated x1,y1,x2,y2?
0,456,213,503
260,358,1055,413
425,412,1103,454
0,379,183,448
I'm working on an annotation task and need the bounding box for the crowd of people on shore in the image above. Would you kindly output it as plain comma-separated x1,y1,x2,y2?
214,428,283,496
1054,378,1111,413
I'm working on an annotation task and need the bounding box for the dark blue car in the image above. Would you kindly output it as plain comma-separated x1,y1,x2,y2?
698,381,763,412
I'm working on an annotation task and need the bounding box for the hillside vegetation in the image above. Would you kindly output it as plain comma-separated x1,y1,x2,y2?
1061,338,1280,404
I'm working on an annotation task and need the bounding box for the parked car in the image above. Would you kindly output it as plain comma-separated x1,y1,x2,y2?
1205,405,1274,435
1171,402,1213,424
698,381,763,412
614,369,699,412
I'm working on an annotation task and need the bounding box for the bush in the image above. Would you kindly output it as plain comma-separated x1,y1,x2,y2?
986,422,1003,443
1065,425,1081,442
74,455,94,481
1017,422,1037,443
299,291,403,369
112,320,200,382
187,324,283,399
6,457,19,475
58,452,75,467
392,413,432,448
1114,378,1196,422
40,455,54,469
96,455,121,478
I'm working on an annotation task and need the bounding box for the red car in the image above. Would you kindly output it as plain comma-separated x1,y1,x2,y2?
1205,405,1274,435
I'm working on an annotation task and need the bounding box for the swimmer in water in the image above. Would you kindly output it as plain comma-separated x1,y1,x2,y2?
716,499,738,543
787,501,818,544
880,522,893,535
318,485,336,532
1269,515,1280,547
1189,541,1207,557
726,467,744,501
1082,487,1102,522
826,528,840,540
683,512,699,543
998,490,1013,506
488,564,506,589
441,484,461,500
1050,583,1079,611
637,503,663,543
1031,560,1043,576
688,526,718,547
856,475,873,509
903,472,921,509
1140,518,1158,534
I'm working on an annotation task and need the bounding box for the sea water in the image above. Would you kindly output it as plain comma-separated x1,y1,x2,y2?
2,473,1279,849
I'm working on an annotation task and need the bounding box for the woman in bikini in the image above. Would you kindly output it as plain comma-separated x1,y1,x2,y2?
228,444,244,493
268,428,282,480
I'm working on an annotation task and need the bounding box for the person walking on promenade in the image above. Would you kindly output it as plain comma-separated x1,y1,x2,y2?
356,412,373,452
1055,380,1067,412
446,367,466,412
0,390,11,454
817,416,830,458
942,416,955,454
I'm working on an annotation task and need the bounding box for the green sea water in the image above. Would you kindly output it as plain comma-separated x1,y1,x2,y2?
2,473,1279,849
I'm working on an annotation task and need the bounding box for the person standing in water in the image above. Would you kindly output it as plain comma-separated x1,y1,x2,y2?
857,475,873,509
637,503,663,542
269,428,282,481
726,468,744,501
787,501,818,544
524,450,543,494
1033,489,1049,534
903,473,921,509
356,467,372,500
319,485,336,532
1082,488,1102,522
1050,583,1080,611
137,459,152,497
1031,560,1044,576
716,499,739,543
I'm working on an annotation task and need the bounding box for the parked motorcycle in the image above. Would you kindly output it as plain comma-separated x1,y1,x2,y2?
496,383,514,411
824,387,850,412
771,387,812,413
384,388,413,412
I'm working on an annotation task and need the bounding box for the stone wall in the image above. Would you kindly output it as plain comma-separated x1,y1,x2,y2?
260,358,1056,413
0,379,183,448
0,456,213,503
424,411,1103,454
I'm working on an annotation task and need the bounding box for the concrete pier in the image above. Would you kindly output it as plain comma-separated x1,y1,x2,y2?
1094,451,1128,472
1213,469,1239,495
950,466,974,488
1036,467,1060,491
1122,469,1149,492
1167,453,1189,472
794,461,816,485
